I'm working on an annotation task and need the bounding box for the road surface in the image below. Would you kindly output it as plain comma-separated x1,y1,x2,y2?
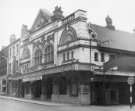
0,97,134,111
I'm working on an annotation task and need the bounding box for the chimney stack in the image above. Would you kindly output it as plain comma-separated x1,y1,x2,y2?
10,34,16,43
105,15,115,30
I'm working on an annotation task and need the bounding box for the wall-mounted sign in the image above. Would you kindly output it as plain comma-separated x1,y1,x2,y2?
23,76,42,82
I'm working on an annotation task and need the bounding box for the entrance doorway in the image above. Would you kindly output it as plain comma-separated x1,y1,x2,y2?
119,82,129,104
91,82,105,105
46,78,53,99
91,82,119,105
32,80,41,98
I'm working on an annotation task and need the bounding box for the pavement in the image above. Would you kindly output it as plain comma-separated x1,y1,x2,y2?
0,95,67,106
0,95,135,111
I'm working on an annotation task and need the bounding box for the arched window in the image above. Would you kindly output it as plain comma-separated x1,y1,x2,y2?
59,26,77,46
44,45,54,64
35,49,42,65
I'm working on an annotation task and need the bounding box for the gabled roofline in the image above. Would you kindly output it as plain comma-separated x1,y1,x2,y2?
30,9,52,32
91,23,133,35
98,46,135,56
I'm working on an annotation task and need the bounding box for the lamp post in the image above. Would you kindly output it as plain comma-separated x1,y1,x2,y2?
88,23,98,104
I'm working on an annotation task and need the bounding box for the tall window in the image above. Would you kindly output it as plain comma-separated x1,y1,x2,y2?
35,49,42,65
63,50,74,62
44,45,54,64
94,52,98,61
15,60,19,71
13,46,15,57
9,48,11,59
67,51,69,60
63,53,66,61
8,63,11,73
16,44,19,55
22,63,30,73
101,53,105,62
71,50,74,59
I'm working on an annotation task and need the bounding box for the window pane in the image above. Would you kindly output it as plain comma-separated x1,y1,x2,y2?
35,50,42,65
101,53,105,62
67,51,69,60
44,45,54,64
94,52,98,61
71,51,74,59
63,53,65,61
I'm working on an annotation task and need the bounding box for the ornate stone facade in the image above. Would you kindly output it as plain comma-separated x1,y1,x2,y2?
5,6,135,105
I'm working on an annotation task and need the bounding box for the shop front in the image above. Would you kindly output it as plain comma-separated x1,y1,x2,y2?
90,74,135,105
7,62,92,104
9,62,134,105
22,75,42,99
0,76,7,95
7,79,21,97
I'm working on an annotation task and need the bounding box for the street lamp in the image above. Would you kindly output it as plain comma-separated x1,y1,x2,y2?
88,23,97,105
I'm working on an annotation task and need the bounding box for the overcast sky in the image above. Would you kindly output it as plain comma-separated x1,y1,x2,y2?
0,0,135,49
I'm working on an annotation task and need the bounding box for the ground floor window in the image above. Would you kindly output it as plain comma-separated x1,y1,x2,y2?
70,84,78,97
2,87,6,92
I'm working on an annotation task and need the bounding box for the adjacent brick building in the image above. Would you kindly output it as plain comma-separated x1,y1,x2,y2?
0,46,8,95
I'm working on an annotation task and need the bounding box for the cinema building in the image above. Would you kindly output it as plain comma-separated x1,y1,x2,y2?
7,6,135,105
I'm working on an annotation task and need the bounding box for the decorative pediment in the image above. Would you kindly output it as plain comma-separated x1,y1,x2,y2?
30,9,52,32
